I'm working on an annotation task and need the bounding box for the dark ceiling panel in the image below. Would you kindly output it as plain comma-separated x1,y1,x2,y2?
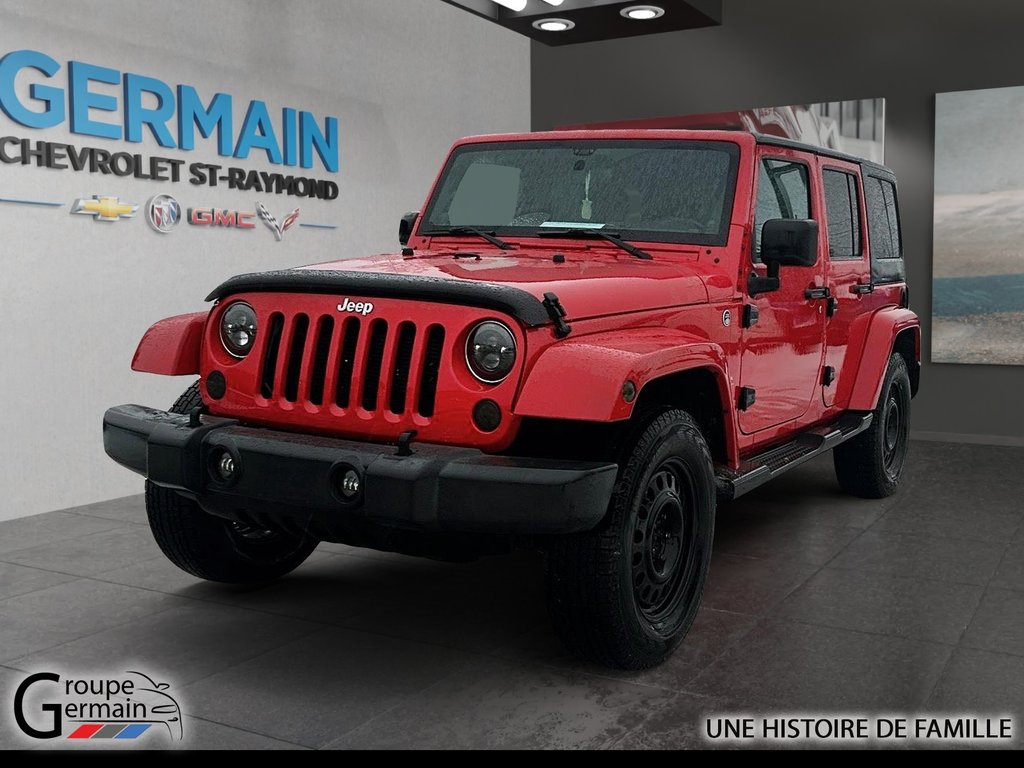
442,0,721,46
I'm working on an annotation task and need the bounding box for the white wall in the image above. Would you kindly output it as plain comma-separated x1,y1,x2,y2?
0,0,529,520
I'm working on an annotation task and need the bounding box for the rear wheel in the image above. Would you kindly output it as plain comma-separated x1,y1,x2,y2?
833,353,912,498
545,409,716,670
145,383,319,583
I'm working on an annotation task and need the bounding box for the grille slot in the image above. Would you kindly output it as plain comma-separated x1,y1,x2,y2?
308,316,335,406
361,320,389,411
389,323,417,414
335,318,361,408
283,314,309,403
260,313,285,398
417,325,445,418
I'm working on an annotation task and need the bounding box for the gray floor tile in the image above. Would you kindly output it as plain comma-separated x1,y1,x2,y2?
713,517,863,566
181,626,471,748
0,562,75,600
62,495,147,526
872,501,1021,544
325,658,674,749
991,541,1024,593
828,530,1006,585
609,692,729,750
684,619,952,709
778,568,984,644
2,525,164,577
493,607,757,694
928,648,1024,720
0,579,185,663
179,717,309,750
0,512,122,555
701,553,819,615
961,588,1024,657
10,601,324,685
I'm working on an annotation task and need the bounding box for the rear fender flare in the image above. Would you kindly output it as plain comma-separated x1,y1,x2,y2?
843,307,920,411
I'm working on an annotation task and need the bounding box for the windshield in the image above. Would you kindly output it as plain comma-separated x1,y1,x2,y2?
422,140,740,246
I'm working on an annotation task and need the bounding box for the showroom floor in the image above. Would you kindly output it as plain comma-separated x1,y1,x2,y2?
1,440,1022,750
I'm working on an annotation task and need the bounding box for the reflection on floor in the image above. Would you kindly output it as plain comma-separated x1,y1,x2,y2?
0,441,1022,749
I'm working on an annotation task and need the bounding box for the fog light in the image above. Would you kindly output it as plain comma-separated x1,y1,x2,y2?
207,370,226,400
473,400,502,433
217,452,236,481
340,470,360,498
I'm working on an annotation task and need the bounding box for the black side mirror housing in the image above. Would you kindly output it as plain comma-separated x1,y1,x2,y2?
399,211,420,246
749,219,819,296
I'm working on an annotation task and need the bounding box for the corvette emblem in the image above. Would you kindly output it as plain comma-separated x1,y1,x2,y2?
256,202,300,241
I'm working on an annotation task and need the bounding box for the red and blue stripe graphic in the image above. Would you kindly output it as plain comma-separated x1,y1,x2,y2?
68,723,151,739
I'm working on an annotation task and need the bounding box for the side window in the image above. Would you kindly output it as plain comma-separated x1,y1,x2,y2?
865,176,901,260
880,180,902,258
823,169,862,260
754,158,811,260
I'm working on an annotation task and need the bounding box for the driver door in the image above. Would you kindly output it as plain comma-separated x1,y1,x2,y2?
738,149,827,435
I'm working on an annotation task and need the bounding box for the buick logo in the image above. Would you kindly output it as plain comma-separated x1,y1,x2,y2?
146,194,181,234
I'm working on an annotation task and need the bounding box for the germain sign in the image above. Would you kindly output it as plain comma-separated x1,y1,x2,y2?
0,49,340,173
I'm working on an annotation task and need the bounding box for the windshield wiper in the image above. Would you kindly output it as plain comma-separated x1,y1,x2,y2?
536,228,652,260
437,227,514,251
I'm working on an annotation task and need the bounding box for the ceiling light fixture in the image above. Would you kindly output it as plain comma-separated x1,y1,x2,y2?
532,18,575,32
621,5,666,20
492,0,527,11
540,0,566,5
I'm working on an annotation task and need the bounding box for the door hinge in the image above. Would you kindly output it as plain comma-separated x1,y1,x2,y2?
827,297,839,317
742,304,760,328
738,387,757,411
823,366,836,387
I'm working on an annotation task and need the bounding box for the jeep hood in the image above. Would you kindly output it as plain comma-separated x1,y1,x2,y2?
283,251,713,321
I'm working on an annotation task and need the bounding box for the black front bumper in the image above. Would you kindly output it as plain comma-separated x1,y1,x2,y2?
103,405,617,536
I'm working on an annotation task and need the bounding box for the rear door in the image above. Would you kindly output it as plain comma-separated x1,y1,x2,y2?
820,160,870,407
738,148,827,434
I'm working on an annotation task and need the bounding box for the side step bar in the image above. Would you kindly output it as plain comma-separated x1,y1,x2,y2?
715,413,873,500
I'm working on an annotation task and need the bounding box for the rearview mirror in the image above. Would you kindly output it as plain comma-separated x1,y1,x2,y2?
399,211,420,246
750,219,819,295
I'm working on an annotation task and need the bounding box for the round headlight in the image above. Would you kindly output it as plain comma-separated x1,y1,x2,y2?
220,302,258,358
466,321,517,384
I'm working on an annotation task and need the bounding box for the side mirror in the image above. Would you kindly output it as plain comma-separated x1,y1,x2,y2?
749,219,819,295
399,211,420,246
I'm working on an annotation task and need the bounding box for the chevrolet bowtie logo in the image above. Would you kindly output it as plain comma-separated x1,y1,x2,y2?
71,196,140,222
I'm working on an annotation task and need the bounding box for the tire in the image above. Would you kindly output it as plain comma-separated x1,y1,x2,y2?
145,382,319,583
545,409,716,670
833,353,912,499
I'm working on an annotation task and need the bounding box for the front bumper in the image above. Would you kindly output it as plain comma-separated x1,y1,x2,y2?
103,405,617,536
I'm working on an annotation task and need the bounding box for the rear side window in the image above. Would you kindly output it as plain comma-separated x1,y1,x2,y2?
754,158,811,260
865,176,902,260
823,169,862,260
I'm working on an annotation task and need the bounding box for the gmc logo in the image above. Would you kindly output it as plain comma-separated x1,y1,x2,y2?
337,298,374,316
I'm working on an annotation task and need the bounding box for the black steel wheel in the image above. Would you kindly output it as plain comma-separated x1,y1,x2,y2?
546,409,716,670
834,352,913,498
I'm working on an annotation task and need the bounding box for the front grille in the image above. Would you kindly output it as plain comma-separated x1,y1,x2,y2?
257,313,445,418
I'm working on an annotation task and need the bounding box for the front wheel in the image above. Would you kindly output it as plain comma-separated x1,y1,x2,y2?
833,352,912,498
545,410,716,670
146,383,319,584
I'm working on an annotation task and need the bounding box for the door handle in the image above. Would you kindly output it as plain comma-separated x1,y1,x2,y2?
851,283,874,295
804,287,830,301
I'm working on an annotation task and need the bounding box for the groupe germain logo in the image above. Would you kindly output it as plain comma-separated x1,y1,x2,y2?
11,670,184,745
338,298,374,316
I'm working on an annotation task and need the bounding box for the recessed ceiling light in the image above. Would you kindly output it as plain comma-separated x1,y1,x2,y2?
532,18,575,32
492,0,527,10
621,5,665,20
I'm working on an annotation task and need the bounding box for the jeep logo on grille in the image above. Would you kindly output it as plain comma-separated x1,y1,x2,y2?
337,298,374,316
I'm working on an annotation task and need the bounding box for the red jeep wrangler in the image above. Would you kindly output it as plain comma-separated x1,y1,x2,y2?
104,130,919,669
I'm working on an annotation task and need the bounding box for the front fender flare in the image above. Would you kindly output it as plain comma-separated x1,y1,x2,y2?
132,312,208,376
514,328,734,423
